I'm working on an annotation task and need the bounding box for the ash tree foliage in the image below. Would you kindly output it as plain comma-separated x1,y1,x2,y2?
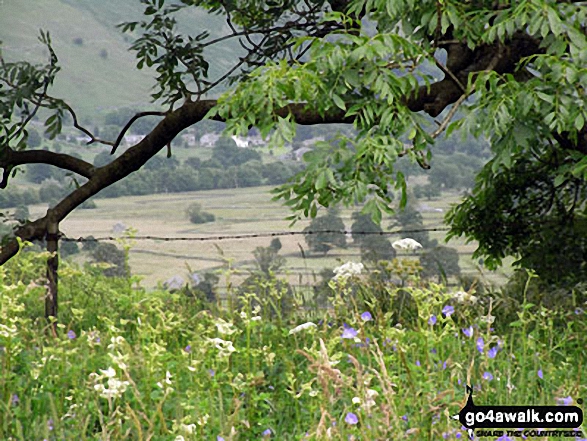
1,0,587,295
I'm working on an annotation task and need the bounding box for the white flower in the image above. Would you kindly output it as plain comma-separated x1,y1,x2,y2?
332,262,364,280
100,367,117,378
181,423,197,434
362,389,379,411
207,338,236,357
392,238,422,251
107,336,126,350
289,322,317,335
352,396,361,405
196,414,209,426
92,368,129,400
453,291,478,304
215,318,237,335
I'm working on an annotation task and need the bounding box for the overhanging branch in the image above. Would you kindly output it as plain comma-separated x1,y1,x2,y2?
0,148,95,183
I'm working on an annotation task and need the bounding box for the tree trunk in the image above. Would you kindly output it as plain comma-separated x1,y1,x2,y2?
45,220,59,333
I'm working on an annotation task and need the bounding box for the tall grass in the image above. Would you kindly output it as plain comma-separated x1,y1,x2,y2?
0,246,585,440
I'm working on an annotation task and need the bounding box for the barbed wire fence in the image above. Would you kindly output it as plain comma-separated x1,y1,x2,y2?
59,227,452,243
53,226,498,289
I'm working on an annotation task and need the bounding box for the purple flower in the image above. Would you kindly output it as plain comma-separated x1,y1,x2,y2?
537,369,543,379
476,337,484,354
496,435,514,441
428,315,437,326
11,394,19,405
557,396,573,406
262,428,272,436
462,326,473,338
217,437,225,441
47,419,54,431
483,371,493,381
342,326,358,339
415,360,421,366
442,360,447,370
184,345,191,353
442,305,455,318
456,433,462,439
430,348,437,354
67,330,76,340
575,307,584,315
360,311,373,321
208,369,215,377
345,412,358,425
402,414,408,421
488,346,498,359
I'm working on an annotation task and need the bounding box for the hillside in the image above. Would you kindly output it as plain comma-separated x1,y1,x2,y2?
0,0,238,119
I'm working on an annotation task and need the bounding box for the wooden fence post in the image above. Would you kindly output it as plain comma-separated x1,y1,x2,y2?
46,220,59,333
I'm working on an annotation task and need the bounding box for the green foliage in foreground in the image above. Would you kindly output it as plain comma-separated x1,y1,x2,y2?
0,249,585,440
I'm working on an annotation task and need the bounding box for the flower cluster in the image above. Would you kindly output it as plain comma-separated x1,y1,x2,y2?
90,367,129,400
332,262,364,281
452,291,478,304
392,238,422,251
207,337,236,357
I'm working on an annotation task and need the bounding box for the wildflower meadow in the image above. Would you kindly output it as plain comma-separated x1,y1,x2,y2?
0,244,585,441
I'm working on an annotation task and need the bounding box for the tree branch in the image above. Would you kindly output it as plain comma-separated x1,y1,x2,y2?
0,148,95,187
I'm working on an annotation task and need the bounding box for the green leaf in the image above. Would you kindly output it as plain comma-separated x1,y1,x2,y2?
332,94,346,111
574,113,584,131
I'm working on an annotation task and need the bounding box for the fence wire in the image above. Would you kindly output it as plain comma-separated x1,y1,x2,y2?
59,227,451,242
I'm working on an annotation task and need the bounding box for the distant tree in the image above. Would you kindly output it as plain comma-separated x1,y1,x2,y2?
186,202,215,224
303,208,346,255
414,183,441,200
189,272,219,303
269,238,282,252
144,155,179,171
26,163,57,184
420,246,461,283
27,128,42,147
236,165,262,187
60,240,80,258
82,236,98,252
262,161,292,185
184,157,202,169
99,49,108,59
390,202,437,249
350,212,395,263
90,243,127,277
13,205,29,221
72,37,83,45
253,242,286,276
39,180,68,205
428,161,461,190
212,136,261,167
360,235,396,263
93,151,113,167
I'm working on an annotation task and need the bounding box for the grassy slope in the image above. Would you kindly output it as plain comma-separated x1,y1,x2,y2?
0,0,156,117
0,0,237,118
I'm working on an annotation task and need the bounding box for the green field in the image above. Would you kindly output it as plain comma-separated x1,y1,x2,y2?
26,185,513,289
